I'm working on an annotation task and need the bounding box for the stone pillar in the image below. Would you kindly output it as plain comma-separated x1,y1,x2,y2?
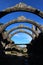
32,25,36,38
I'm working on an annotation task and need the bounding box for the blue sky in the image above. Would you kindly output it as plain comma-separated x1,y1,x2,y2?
0,0,43,47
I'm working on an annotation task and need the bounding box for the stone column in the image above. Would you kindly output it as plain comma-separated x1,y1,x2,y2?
32,25,36,38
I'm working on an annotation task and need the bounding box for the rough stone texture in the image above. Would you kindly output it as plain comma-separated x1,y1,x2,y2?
0,3,43,65
0,3,43,18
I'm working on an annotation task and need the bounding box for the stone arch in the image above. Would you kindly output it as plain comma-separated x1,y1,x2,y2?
0,3,43,18
9,30,34,39
0,16,42,33
7,25,38,37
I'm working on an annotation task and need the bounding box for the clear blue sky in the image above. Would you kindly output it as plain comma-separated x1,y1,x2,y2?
0,0,43,47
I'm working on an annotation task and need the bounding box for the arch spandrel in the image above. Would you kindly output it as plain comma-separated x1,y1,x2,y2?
1,16,42,33
9,30,35,39
0,3,43,18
